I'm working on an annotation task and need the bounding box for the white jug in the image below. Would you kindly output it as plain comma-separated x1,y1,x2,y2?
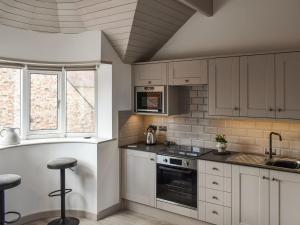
0,128,21,146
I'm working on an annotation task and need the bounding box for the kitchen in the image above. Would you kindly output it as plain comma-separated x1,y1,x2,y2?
0,1,300,225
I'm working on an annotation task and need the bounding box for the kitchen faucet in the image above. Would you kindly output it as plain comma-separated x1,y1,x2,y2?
268,132,282,161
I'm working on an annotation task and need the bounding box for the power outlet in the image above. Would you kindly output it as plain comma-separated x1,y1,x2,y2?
159,126,167,131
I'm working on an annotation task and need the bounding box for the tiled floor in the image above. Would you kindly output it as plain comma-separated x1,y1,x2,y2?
24,210,173,225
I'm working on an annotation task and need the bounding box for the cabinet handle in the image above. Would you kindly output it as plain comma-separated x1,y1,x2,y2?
269,108,273,112
278,108,282,112
185,79,189,83
262,176,269,180
212,211,218,215
148,81,152,84
234,107,239,111
212,181,219,185
272,177,280,182
212,167,219,171
150,158,155,161
212,196,218,200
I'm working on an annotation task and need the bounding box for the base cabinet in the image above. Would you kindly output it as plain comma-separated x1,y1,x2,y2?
270,170,300,225
232,165,269,225
122,149,156,207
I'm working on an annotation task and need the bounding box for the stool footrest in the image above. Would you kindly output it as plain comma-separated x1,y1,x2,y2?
5,211,21,224
48,188,72,197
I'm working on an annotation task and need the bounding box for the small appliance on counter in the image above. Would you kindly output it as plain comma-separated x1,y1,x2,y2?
145,125,157,145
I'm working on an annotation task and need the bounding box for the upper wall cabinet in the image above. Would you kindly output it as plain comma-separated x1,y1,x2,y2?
168,60,208,85
240,54,276,118
276,52,300,119
133,63,167,86
208,57,240,117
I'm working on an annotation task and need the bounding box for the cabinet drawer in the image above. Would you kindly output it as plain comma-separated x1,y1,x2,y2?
206,161,232,177
206,162,224,176
206,189,232,207
206,203,224,225
206,188,224,205
206,175,224,191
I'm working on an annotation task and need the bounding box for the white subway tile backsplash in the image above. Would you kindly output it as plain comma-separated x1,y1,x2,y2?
119,86,300,157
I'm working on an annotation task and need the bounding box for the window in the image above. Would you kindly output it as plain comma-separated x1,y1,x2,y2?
0,62,105,139
66,70,96,133
29,72,60,131
0,67,21,129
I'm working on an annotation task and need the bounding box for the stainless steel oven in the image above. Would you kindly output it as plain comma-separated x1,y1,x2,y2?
156,155,197,209
135,86,165,113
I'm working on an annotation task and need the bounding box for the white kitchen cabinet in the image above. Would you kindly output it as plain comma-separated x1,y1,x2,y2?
232,165,269,225
133,63,167,86
122,149,156,207
275,52,300,119
208,57,240,116
168,59,208,85
240,54,276,118
270,170,300,225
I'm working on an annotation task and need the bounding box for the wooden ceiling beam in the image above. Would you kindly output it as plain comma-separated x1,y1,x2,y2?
178,0,213,17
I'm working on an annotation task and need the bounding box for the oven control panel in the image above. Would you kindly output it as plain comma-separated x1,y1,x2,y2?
157,155,197,170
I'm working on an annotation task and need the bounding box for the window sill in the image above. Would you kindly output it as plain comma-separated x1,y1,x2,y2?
0,137,115,150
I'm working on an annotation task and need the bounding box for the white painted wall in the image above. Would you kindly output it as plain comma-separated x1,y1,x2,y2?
154,0,300,60
0,143,98,216
0,25,101,62
100,33,132,139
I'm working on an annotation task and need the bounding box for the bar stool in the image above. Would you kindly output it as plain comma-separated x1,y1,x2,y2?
47,158,79,225
0,174,21,225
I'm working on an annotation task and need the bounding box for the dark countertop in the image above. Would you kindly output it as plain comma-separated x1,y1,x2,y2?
120,143,167,154
120,143,300,174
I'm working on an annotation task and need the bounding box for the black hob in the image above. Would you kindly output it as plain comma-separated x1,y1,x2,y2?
158,145,213,158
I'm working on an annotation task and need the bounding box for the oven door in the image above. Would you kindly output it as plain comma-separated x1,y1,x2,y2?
135,86,164,113
157,164,197,209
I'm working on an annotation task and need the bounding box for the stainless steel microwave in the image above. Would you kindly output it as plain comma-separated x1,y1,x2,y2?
135,86,165,113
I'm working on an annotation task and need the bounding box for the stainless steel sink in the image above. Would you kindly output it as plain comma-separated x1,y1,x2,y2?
265,159,300,169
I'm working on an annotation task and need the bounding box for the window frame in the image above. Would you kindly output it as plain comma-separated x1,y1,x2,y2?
65,68,98,137
0,66,22,131
20,66,99,139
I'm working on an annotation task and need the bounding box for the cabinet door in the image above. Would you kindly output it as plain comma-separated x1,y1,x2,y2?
133,63,167,86
208,57,240,116
122,149,156,207
240,55,276,118
168,60,208,85
270,170,300,225
276,52,300,119
232,165,269,225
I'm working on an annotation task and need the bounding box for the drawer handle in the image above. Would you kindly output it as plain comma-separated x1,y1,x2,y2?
262,176,269,180
148,81,152,84
212,196,218,200
212,210,218,215
185,79,189,83
212,167,219,171
212,181,219,185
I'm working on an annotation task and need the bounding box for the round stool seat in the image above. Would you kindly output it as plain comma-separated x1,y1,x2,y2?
0,174,21,191
47,158,77,170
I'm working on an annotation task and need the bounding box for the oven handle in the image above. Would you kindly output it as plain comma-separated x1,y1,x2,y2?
158,165,194,174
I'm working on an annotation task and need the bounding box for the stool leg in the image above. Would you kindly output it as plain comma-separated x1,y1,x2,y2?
60,169,65,220
0,191,4,225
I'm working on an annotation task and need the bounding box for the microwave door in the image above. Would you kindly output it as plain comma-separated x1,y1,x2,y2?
136,91,163,113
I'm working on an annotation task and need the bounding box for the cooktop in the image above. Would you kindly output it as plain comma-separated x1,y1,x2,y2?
158,145,213,158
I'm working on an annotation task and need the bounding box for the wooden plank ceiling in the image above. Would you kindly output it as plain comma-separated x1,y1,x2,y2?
0,0,195,63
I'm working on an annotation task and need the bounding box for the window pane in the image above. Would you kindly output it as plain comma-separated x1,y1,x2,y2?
0,68,21,129
30,73,58,131
67,71,95,133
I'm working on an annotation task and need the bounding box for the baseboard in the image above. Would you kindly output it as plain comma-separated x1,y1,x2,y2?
14,210,97,225
97,202,123,220
124,200,209,225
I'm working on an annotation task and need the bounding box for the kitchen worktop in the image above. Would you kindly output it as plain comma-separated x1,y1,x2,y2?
120,143,300,174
